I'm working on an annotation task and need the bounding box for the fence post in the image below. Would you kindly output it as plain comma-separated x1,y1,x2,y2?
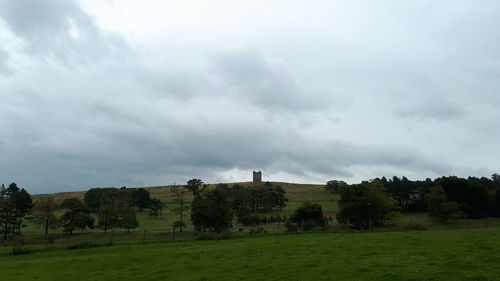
142,228,146,243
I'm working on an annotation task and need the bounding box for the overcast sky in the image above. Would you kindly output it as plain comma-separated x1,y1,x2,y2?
1,0,499,193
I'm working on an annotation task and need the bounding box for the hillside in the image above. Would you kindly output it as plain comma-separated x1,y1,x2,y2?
33,181,331,204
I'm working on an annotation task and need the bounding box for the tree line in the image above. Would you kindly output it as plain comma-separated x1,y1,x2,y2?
187,180,288,232
333,174,500,228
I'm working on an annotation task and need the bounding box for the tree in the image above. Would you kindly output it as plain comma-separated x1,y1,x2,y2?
493,189,500,217
149,198,163,218
289,202,325,230
133,188,151,210
336,183,400,229
170,185,189,232
119,207,139,233
436,176,490,219
187,179,206,199
97,204,119,233
325,180,347,193
30,197,59,236
0,183,33,240
191,188,233,233
84,188,105,212
425,186,462,223
60,198,94,235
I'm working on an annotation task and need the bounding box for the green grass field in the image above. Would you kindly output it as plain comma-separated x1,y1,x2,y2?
2,228,500,281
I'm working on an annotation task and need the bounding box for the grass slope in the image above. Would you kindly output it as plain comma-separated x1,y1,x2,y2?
2,229,500,281
26,182,336,234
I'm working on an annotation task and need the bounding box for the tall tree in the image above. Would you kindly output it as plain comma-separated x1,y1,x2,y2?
0,183,33,240
30,197,59,236
170,185,188,232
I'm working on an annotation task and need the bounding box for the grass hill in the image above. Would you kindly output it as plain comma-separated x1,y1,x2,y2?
25,182,338,235
33,182,330,204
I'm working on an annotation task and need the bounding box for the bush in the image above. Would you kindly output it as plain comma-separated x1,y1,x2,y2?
12,246,31,256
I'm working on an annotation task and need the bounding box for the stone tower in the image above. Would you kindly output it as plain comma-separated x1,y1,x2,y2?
253,171,262,183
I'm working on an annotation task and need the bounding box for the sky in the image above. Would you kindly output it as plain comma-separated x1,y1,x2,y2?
1,0,499,193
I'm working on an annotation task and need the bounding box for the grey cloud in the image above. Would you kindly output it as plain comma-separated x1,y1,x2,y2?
0,85,452,193
0,0,127,63
2,1,500,193
209,48,337,111
0,47,11,74
394,98,465,121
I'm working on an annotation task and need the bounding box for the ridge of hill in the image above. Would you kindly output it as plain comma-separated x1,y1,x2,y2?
33,182,328,204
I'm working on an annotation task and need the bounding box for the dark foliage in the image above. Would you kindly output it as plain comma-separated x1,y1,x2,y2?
0,183,33,240
337,183,400,229
60,198,94,235
289,202,325,230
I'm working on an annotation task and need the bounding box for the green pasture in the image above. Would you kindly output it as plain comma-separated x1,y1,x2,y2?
2,228,500,281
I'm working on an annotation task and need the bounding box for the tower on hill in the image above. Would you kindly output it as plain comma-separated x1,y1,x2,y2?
253,171,262,183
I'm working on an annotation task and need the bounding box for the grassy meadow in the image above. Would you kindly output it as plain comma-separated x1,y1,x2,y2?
2,228,500,281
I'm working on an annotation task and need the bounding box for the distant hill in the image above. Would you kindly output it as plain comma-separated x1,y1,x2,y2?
32,182,328,204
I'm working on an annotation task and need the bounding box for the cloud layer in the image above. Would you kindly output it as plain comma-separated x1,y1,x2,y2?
1,0,499,193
